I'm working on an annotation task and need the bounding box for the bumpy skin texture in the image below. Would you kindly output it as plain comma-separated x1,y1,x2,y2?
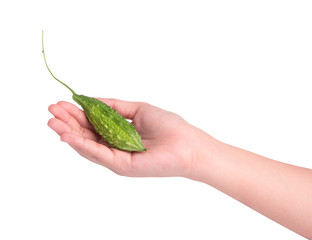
72,94,145,152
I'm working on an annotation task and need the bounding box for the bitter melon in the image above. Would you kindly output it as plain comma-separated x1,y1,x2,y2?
42,31,146,152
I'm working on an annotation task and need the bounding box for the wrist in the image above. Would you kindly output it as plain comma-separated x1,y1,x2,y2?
186,127,224,183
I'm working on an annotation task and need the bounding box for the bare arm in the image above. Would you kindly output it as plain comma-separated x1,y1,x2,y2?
48,99,312,239
189,134,312,239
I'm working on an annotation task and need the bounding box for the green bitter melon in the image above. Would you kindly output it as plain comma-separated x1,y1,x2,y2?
42,31,146,152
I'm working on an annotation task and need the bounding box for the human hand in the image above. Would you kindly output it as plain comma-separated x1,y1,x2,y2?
48,98,312,238
48,99,211,178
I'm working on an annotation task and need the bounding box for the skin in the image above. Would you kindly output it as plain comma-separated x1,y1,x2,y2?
48,98,312,239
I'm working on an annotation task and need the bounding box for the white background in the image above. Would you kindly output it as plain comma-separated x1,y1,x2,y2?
0,0,311,239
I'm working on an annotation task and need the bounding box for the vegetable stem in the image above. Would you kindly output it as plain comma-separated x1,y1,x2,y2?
42,30,76,95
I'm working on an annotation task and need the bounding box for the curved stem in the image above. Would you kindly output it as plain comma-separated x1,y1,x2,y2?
42,30,76,95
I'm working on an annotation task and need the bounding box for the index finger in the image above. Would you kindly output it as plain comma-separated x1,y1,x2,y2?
57,101,93,130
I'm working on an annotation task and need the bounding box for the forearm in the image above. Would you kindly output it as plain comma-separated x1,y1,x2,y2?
190,133,312,239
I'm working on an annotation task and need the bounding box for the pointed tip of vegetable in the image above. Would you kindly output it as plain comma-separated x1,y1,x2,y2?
137,145,147,152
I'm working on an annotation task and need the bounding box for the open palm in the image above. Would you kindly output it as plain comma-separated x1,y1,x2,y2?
48,98,201,178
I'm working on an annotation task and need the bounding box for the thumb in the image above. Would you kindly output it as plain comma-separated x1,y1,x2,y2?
96,98,146,119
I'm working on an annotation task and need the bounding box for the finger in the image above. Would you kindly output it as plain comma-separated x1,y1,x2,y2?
48,104,98,140
49,104,82,130
57,101,93,130
48,118,71,136
60,132,117,171
97,98,146,120
48,117,99,142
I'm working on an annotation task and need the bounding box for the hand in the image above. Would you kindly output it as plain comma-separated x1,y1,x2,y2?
48,98,312,238
48,98,209,177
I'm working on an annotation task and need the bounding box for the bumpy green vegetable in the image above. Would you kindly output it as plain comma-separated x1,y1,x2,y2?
42,31,146,152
